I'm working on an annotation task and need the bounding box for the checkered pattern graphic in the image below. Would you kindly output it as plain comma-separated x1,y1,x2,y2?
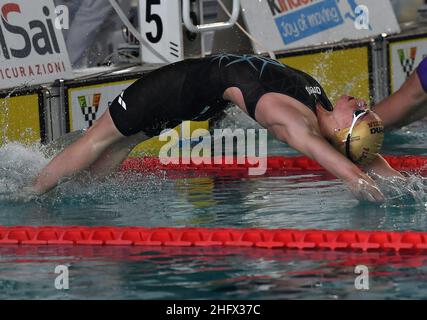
400,59,416,78
398,47,417,79
78,94,101,127
81,106,98,126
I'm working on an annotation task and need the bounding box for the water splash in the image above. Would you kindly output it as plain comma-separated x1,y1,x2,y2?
0,142,49,198
0,141,167,206
0,141,426,212
372,173,427,208
305,49,371,103
44,170,166,207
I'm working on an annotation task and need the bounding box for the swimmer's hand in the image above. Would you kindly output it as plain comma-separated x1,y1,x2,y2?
348,178,385,203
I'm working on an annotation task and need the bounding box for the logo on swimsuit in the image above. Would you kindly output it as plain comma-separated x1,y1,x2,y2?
118,91,127,111
305,86,321,96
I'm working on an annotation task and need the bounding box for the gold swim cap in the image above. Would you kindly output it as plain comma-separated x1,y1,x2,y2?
332,110,384,166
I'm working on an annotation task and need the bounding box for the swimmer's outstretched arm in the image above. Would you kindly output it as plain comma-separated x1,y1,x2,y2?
259,102,385,202
363,154,404,180
280,129,384,202
373,71,427,129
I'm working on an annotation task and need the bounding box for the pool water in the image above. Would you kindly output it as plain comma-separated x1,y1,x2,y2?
1,119,427,299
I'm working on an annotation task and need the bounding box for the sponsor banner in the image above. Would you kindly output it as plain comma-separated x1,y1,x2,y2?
278,45,371,104
241,0,400,52
0,0,73,90
67,79,208,156
389,35,427,93
0,91,44,144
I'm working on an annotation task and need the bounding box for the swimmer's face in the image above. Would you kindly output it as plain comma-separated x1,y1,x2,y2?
332,95,367,130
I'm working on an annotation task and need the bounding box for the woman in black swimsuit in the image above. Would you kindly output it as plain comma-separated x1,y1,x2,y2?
32,54,402,202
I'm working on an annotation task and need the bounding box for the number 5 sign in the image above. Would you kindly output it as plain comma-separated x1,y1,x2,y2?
139,0,184,63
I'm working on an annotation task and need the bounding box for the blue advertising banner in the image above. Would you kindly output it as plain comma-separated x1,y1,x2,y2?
241,0,400,52
274,0,344,44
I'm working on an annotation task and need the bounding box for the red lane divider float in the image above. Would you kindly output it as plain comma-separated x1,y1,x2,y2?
121,156,427,176
2,226,427,253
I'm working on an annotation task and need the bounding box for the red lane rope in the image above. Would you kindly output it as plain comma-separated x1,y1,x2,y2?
121,156,427,175
1,226,427,253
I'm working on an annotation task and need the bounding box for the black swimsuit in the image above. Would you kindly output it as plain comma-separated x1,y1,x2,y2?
109,54,333,137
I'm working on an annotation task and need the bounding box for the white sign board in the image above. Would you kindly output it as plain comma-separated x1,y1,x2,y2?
389,37,427,93
68,80,137,131
241,0,400,53
0,0,73,90
139,0,183,64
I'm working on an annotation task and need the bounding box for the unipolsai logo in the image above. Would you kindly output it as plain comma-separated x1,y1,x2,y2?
0,2,64,60
78,93,102,127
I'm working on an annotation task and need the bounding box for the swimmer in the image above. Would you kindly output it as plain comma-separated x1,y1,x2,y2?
31,54,403,202
373,56,427,129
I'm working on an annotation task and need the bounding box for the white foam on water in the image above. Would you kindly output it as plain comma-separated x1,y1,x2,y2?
0,143,49,196
0,137,167,205
373,173,427,208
